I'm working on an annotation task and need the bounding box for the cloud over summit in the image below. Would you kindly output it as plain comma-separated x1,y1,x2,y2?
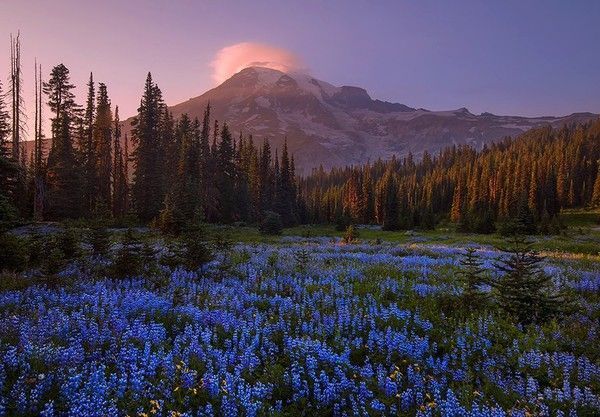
211,42,305,84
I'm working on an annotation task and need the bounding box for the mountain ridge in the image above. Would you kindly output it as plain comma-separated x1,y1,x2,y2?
120,66,598,174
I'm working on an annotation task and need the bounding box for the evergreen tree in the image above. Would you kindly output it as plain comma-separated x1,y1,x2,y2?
32,62,45,221
131,73,166,222
458,247,488,305
93,83,113,212
111,228,143,278
161,114,202,231
180,222,213,271
8,33,27,216
450,180,464,223
379,169,399,230
493,236,569,324
199,104,216,220
216,123,235,222
89,226,111,258
45,111,82,218
81,73,96,215
43,64,80,139
275,140,296,225
112,106,128,217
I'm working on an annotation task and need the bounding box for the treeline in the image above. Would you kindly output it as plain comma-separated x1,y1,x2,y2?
300,120,600,232
2,35,599,234
0,60,300,230
132,73,300,232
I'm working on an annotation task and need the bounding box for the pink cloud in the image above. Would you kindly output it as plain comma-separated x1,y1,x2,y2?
211,42,305,84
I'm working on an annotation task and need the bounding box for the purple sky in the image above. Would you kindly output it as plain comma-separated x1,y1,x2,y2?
1,0,599,130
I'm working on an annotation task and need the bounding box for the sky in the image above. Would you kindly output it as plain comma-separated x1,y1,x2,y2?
1,0,599,133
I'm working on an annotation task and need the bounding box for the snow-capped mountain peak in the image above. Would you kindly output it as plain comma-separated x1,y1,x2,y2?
122,67,597,174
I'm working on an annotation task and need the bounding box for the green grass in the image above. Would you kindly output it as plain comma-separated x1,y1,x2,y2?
201,209,600,257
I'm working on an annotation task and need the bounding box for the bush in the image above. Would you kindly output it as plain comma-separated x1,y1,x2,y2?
0,233,27,272
57,228,81,260
260,211,283,235
335,214,352,232
89,226,111,257
181,230,213,271
42,247,67,276
0,194,18,231
26,233,47,268
343,225,359,244
111,229,143,278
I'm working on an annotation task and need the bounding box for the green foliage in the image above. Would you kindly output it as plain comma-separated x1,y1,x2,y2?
26,232,47,268
498,203,537,236
0,233,27,272
343,224,359,244
260,211,283,235
111,229,143,278
43,247,67,276
458,247,488,307
89,226,111,257
493,236,572,325
334,214,351,232
267,252,279,275
141,242,160,274
57,228,81,260
180,224,213,272
155,193,186,236
294,249,310,273
0,194,18,230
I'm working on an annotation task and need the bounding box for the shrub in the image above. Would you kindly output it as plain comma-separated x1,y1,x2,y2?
111,229,143,278
42,247,67,276
26,233,47,268
343,224,359,244
260,211,283,235
335,214,352,232
0,194,18,231
0,233,27,272
181,231,213,272
57,228,81,260
89,226,111,257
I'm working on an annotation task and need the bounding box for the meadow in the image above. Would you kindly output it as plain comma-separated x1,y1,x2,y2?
0,212,599,416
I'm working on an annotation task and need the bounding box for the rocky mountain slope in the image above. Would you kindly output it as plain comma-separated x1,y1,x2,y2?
134,66,594,174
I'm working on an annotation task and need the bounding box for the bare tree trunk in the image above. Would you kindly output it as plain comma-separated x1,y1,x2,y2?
33,60,45,220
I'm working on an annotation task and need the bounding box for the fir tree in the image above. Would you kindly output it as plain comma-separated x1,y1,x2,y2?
111,229,143,278
379,169,399,231
45,111,82,219
493,236,570,325
131,73,166,222
275,140,296,225
93,83,113,212
112,106,128,218
216,123,235,222
43,64,80,139
458,247,488,306
81,73,96,215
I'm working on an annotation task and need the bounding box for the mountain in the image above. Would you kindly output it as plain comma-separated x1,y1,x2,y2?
124,66,594,174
